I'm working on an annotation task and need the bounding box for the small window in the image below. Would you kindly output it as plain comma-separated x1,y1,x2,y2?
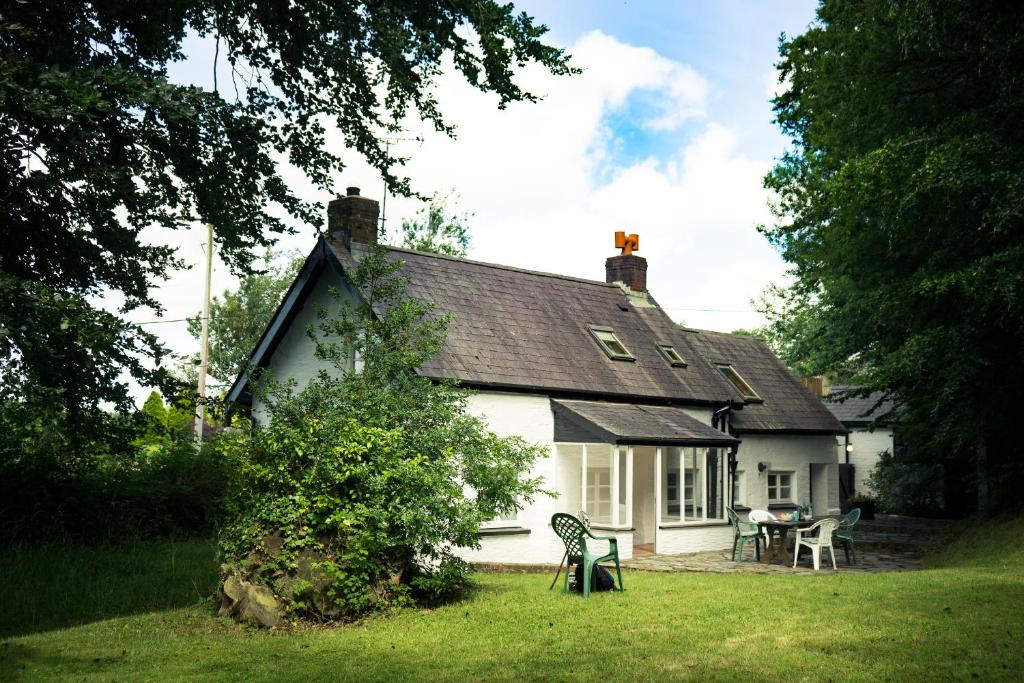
768,472,794,503
481,511,519,529
717,363,761,401
656,342,687,367
588,326,634,361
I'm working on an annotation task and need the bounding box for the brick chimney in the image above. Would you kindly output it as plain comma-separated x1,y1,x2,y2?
327,186,379,250
605,231,647,292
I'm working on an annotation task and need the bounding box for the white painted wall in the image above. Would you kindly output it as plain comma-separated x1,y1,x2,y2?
250,269,844,562
251,268,354,423
451,392,588,565
657,524,734,554
837,428,894,496
735,435,840,515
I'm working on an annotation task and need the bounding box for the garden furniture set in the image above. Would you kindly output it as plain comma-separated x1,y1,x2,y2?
728,507,862,571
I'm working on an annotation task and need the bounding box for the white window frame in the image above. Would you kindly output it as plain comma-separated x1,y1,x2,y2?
716,363,761,401
480,511,520,529
579,444,632,529
767,471,795,504
588,326,635,361
659,447,726,525
655,342,687,367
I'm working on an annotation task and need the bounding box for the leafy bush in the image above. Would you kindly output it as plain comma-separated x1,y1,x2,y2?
218,248,550,622
0,397,228,546
866,449,945,517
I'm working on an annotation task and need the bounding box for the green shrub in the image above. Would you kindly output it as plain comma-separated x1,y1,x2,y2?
217,248,551,622
0,401,228,545
867,448,945,516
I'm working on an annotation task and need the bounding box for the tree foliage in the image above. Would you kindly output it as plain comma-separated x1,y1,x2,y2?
217,248,550,620
763,0,1024,507
0,0,573,459
188,192,474,389
186,250,303,386
394,191,472,257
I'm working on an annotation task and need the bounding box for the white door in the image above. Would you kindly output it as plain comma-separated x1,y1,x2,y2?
632,447,657,547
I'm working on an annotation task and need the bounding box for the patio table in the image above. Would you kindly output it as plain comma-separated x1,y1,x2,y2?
757,519,816,565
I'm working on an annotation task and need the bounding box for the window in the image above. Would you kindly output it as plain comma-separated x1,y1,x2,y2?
666,472,680,515
585,469,612,521
481,511,519,529
660,447,725,523
716,364,761,401
768,472,794,503
557,444,630,528
656,342,687,367
733,471,746,507
589,326,634,361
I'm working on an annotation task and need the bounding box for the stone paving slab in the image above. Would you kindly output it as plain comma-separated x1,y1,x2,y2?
622,547,922,574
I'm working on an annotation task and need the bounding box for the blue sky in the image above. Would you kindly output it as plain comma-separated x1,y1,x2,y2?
518,1,817,161
132,1,821,400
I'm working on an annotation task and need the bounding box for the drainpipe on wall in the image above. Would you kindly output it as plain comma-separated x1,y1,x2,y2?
844,432,851,465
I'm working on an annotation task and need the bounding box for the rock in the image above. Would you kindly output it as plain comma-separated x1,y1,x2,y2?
294,550,338,618
218,573,285,628
236,584,284,628
260,533,284,557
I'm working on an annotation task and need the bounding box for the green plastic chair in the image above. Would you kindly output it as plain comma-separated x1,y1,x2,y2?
727,507,761,562
832,507,862,564
550,513,624,597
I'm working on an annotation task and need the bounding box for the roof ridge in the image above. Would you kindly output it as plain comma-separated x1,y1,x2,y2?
382,245,620,289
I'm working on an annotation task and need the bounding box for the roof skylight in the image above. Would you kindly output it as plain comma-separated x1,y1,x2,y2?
589,326,634,361
656,342,687,367
716,363,761,401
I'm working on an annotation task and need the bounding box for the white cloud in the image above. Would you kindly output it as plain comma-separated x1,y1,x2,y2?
123,30,786,403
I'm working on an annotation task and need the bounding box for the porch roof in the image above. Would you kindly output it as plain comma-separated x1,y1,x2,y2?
552,399,739,447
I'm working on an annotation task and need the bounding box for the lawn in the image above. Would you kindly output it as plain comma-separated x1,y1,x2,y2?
2,518,1023,682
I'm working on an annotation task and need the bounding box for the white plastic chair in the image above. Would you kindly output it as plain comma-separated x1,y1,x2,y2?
792,518,840,571
747,509,777,549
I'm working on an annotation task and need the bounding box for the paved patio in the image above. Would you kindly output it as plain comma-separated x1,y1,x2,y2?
622,515,951,575
622,546,922,574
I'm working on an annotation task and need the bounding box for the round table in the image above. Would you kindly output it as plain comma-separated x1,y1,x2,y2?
757,519,816,565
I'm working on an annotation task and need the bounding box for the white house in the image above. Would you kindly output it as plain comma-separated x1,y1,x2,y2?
227,188,846,564
825,385,897,499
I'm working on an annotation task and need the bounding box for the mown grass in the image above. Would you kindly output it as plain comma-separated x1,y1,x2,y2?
2,518,1023,682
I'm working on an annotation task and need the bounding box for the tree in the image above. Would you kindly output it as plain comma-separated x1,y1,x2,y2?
135,390,194,448
186,250,303,386
394,191,472,257
217,247,550,622
762,0,1024,510
1,1,574,455
188,191,473,390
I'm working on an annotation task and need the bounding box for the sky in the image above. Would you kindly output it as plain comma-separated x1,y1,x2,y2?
128,0,820,403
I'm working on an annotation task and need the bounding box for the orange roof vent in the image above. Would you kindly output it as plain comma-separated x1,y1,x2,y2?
614,231,639,256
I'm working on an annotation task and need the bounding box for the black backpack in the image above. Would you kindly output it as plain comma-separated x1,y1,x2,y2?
573,563,615,592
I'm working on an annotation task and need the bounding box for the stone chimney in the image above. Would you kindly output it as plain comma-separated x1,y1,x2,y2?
605,231,647,292
327,186,379,250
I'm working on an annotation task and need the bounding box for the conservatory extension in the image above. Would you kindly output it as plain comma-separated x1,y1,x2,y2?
550,400,740,556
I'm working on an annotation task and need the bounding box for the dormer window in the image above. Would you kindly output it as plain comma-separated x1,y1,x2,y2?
656,342,687,367
589,325,634,361
717,363,761,401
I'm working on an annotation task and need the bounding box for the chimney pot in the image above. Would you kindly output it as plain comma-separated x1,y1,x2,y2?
606,232,647,292
327,186,379,250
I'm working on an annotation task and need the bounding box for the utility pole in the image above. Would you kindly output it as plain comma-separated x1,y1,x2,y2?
195,223,214,449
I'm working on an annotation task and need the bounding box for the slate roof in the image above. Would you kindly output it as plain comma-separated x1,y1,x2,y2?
682,329,847,434
825,385,896,426
552,400,738,446
229,236,846,435
330,240,736,405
